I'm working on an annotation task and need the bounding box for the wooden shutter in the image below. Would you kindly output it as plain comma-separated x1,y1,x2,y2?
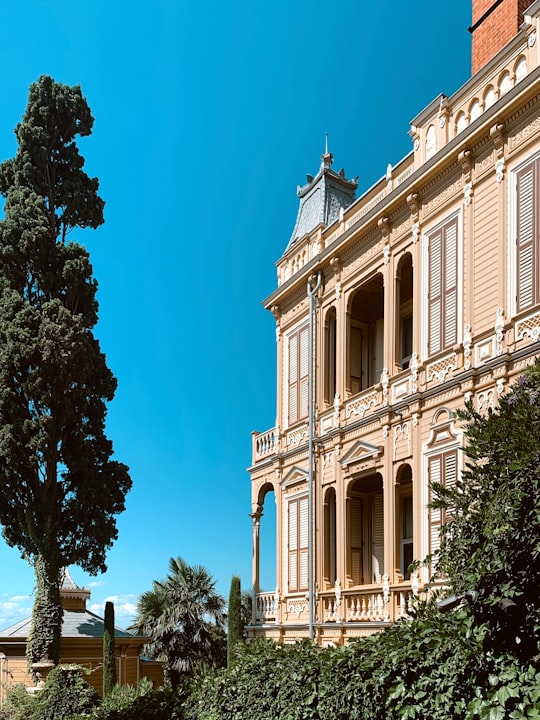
428,229,443,355
350,496,363,585
428,449,458,555
288,499,299,592
288,496,309,592
443,219,458,348
371,492,384,582
298,326,309,421
288,324,309,425
428,217,458,356
298,496,309,591
517,160,537,311
373,317,385,385
288,332,299,425
350,325,363,394
428,455,442,555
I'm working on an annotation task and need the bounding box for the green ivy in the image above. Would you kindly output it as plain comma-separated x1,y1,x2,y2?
29,665,99,720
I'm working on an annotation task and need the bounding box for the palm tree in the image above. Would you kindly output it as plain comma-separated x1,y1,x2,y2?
130,556,226,686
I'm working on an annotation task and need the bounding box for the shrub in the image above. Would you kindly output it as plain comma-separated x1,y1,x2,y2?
0,684,36,720
29,665,99,720
94,683,186,720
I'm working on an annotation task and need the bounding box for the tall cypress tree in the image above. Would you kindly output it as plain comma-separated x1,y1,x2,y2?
103,601,117,696
227,575,243,667
0,76,131,667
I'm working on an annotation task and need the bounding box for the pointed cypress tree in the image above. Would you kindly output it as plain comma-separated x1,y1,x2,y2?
227,575,243,667
103,601,116,696
0,76,131,668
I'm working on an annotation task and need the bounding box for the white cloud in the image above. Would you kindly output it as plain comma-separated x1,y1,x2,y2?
0,595,32,630
89,595,138,627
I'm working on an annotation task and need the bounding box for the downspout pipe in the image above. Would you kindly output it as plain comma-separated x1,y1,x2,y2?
307,271,322,641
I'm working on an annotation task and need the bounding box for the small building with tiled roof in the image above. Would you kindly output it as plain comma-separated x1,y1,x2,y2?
0,569,163,700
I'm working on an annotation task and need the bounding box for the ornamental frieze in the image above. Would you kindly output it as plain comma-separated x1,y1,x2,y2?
422,176,463,216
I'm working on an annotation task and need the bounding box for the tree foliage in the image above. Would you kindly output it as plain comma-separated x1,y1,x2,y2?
432,358,540,660
0,75,131,665
130,557,226,687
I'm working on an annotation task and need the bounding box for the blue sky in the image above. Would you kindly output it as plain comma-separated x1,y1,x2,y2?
0,0,472,629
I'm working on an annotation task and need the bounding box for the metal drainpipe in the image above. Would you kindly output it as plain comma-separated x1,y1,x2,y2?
307,271,322,641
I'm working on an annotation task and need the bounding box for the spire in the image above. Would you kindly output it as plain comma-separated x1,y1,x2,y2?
286,141,358,251
321,131,333,170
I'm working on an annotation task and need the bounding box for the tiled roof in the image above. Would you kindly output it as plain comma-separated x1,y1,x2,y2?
0,609,142,640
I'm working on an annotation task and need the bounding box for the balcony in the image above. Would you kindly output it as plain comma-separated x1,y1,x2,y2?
251,428,277,462
253,574,423,630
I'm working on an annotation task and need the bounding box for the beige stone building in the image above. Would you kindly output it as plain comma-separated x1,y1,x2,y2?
248,0,540,645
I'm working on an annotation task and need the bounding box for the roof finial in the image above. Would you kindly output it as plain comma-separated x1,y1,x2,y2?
321,131,333,169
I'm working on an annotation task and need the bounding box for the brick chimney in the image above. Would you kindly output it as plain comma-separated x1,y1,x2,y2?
471,0,530,74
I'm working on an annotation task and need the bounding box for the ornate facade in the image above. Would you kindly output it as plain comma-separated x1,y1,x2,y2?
248,0,540,644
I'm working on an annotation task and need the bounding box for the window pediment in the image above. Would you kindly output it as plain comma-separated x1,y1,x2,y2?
281,466,308,489
340,441,382,472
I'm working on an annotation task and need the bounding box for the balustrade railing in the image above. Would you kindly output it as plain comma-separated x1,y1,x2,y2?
256,577,421,626
255,591,278,622
252,428,277,462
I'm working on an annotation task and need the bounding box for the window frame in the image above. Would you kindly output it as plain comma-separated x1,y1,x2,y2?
287,494,309,593
509,152,540,316
285,322,309,427
423,210,462,359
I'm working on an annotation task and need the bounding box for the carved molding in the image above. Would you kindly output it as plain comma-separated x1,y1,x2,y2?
490,122,505,159
458,149,473,184
426,353,458,384
287,426,308,448
515,309,540,342
345,390,378,419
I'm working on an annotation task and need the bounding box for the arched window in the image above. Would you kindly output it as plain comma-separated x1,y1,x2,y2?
469,99,481,122
515,56,527,83
455,111,467,135
396,254,413,370
499,71,512,95
484,85,496,109
425,125,436,160
323,488,337,586
324,308,337,405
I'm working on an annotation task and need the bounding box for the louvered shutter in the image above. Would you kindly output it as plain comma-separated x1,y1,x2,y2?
443,219,458,348
288,496,309,592
517,161,537,311
288,325,309,426
444,451,457,490
298,326,309,420
428,455,442,555
350,326,363,394
288,332,298,425
371,493,384,582
428,449,458,555
350,497,363,585
428,217,458,356
288,500,298,592
428,229,443,355
298,496,309,590
374,318,385,385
